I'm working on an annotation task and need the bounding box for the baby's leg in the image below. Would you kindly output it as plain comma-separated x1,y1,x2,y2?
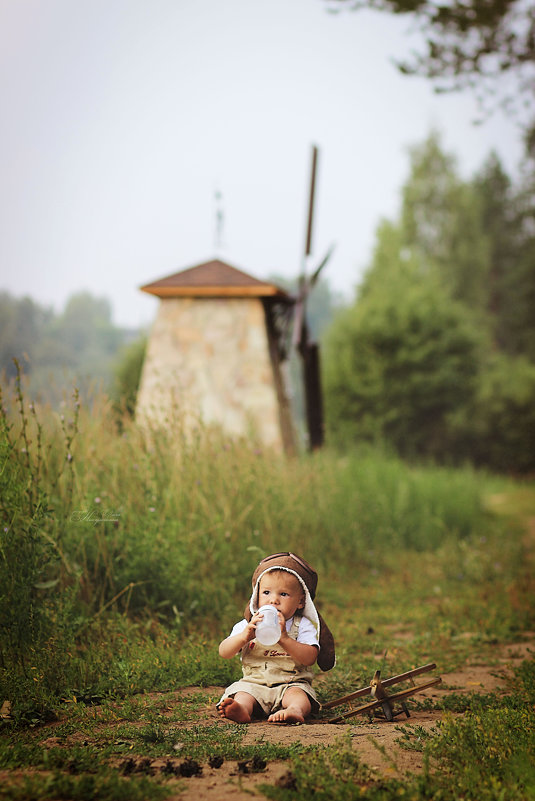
268,687,312,724
218,691,257,723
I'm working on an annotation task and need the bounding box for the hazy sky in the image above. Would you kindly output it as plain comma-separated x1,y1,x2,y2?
0,0,525,328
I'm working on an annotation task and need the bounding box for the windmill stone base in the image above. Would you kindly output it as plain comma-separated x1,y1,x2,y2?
136,260,296,454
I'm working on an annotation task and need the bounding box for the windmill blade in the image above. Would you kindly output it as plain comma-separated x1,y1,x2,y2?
309,243,335,288
293,143,327,451
291,243,334,350
304,145,319,261
293,143,319,346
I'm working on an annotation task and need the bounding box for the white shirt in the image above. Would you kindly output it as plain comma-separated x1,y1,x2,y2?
229,614,319,648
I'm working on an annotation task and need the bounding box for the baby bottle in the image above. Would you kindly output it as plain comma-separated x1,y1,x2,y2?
255,605,281,646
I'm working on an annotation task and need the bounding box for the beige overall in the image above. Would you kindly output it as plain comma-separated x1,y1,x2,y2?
219,616,319,716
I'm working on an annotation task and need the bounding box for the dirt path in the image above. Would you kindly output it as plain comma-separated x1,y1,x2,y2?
161,636,534,800
2,637,532,801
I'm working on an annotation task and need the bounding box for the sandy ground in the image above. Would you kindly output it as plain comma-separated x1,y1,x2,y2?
3,637,533,801
153,637,535,800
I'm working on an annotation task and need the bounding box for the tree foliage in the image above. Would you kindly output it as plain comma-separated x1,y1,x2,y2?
0,294,53,381
458,352,535,473
327,0,535,138
324,248,484,457
473,151,535,361
400,133,490,308
0,291,137,403
324,132,535,472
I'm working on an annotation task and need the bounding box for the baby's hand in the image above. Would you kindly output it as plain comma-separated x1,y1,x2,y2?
245,611,264,641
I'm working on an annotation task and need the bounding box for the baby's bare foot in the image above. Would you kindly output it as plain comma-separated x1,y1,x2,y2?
218,697,251,724
267,706,305,725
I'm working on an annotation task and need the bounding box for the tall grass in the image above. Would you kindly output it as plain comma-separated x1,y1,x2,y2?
34,393,493,619
0,368,520,723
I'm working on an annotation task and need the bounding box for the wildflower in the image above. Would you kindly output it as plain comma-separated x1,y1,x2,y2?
149,507,155,513
66,453,73,462
94,497,101,504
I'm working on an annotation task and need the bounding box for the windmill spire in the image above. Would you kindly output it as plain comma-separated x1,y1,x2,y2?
214,187,225,250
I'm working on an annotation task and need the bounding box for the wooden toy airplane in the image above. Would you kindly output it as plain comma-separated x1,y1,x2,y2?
323,662,442,723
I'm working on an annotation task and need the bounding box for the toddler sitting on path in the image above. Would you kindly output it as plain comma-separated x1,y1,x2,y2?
217,552,335,724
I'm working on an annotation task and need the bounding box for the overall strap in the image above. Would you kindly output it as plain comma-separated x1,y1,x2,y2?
289,615,301,640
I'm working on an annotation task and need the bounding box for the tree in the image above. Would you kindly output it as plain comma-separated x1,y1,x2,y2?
327,0,535,139
471,152,535,360
323,264,484,458
323,131,535,471
361,132,492,312
401,132,491,309
112,336,147,417
0,290,138,404
457,352,535,473
472,152,520,350
503,169,535,362
48,293,121,367
0,293,52,380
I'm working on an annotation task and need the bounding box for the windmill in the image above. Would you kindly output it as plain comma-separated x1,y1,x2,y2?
291,145,335,451
135,146,332,456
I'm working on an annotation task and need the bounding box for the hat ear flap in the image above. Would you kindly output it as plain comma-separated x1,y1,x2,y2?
317,612,336,672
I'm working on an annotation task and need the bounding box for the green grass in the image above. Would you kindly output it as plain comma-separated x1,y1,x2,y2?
261,704,535,801
1,373,534,799
0,769,171,801
262,631,535,801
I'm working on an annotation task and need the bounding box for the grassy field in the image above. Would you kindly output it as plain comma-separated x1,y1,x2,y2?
1,373,534,799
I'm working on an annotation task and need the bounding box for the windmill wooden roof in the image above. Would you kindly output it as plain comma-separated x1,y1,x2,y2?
140,259,292,300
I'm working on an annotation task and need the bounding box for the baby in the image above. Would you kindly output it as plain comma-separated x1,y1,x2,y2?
217,552,335,724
